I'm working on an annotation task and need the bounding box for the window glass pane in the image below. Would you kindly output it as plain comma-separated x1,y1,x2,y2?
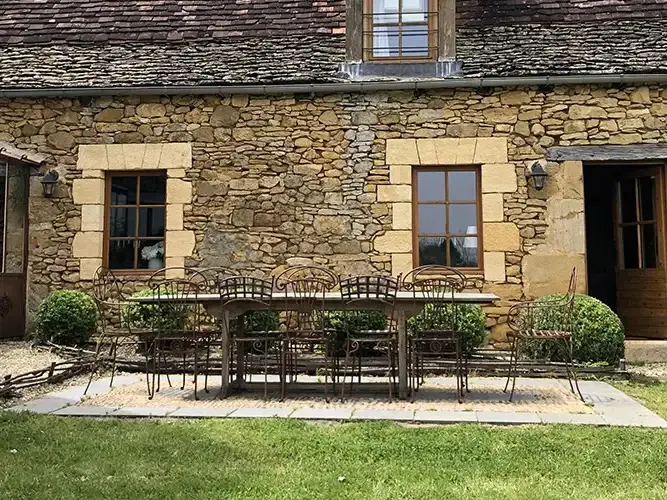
417,171,445,201
450,237,478,267
418,237,446,266
449,204,477,235
619,179,637,223
401,25,428,56
373,26,399,57
402,0,428,22
139,207,166,238
418,204,445,234
109,207,137,238
642,224,658,269
622,226,639,269
109,240,135,270
140,175,166,205
110,176,137,205
138,239,165,270
373,0,399,23
639,176,656,222
448,171,476,201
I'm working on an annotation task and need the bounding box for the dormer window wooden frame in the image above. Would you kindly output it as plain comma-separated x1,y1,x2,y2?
346,0,455,63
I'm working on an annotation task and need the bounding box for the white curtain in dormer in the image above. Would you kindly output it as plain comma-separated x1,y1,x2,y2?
373,0,429,58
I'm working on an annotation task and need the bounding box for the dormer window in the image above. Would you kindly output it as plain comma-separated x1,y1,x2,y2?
364,0,437,61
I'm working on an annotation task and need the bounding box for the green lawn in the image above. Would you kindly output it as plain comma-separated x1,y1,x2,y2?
2,412,667,500
612,378,667,419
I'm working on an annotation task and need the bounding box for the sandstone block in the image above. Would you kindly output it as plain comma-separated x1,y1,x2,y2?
165,231,195,257
229,178,259,191
523,254,586,299
159,143,191,170
386,139,419,165
73,179,105,205
483,223,520,251
81,205,105,232
231,94,249,107
142,144,163,170
416,139,438,164
165,257,186,277
392,203,412,230
389,165,412,185
210,105,240,127
77,145,108,170
79,258,103,280
374,230,412,253
136,103,166,118
474,137,508,164
391,253,414,277
378,185,412,203
481,164,517,193
166,204,184,231
455,137,477,164
313,215,351,236
630,86,651,104
609,133,642,145
568,105,607,120
482,193,504,222
500,90,531,106
484,252,506,283
47,131,76,150
483,107,518,124
319,110,339,125
432,138,461,164
95,108,125,122
352,111,378,125
232,208,254,227
166,179,192,204
192,126,215,142
72,232,103,258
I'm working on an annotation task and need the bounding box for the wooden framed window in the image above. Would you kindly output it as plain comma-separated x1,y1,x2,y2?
0,162,6,273
104,172,166,271
412,167,482,270
615,171,661,270
363,0,438,61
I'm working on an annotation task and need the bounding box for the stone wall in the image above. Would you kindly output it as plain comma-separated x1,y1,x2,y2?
2,84,667,341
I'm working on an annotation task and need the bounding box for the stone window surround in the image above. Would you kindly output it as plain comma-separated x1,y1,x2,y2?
73,143,194,280
375,137,518,283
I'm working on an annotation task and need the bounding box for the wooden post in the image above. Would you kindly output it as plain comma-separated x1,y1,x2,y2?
439,0,456,59
346,0,363,61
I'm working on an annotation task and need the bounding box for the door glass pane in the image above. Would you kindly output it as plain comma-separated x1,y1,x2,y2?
418,237,446,266
109,207,137,238
401,25,428,57
138,239,165,270
139,207,166,237
109,240,136,269
450,237,478,267
619,179,637,223
110,176,137,205
449,204,477,235
418,204,445,234
140,176,166,205
417,171,445,201
639,176,656,222
622,226,640,269
642,224,658,268
448,171,476,201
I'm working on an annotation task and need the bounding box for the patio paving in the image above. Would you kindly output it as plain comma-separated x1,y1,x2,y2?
5,374,667,427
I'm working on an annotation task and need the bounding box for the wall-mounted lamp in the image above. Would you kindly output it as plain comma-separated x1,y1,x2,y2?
41,170,59,198
527,162,548,191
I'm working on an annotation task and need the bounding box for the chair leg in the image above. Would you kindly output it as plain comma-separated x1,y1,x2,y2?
84,336,105,395
565,337,584,402
386,340,393,403
464,355,470,394
204,339,211,393
456,340,462,404
503,337,516,393
341,340,351,402
509,339,521,402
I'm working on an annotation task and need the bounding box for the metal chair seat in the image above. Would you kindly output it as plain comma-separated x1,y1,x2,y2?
509,329,572,340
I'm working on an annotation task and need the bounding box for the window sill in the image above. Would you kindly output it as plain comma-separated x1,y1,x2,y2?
338,60,461,81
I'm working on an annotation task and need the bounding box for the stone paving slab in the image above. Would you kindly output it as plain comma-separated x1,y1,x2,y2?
476,411,542,425
169,407,238,418
111,406,178,418
7,397,72,414
229,407,293,418
414,410,478,423
51,406,119,417
352,409,415,421
290,407,353,420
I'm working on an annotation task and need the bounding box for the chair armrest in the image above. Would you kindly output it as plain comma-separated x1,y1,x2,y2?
506,297,568,332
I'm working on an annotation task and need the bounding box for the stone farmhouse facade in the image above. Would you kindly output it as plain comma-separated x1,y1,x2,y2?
1,0,667,345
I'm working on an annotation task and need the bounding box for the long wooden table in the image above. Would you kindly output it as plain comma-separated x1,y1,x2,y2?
132,291,499,399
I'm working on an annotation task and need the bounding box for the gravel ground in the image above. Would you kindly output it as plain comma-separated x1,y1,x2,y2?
628,363,667,380
0,341,89,409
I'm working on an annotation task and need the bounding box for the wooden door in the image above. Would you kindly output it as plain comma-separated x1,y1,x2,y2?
614,167,667,339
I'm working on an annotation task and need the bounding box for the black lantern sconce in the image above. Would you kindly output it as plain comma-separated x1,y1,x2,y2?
41,170,59,198
527,162,548,191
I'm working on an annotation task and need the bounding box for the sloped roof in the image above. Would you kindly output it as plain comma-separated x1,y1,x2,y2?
0,0,666,89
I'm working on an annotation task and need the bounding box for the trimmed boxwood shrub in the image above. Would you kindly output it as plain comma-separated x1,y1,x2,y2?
35,290,97,346
407,304,487,356
524,294,625,366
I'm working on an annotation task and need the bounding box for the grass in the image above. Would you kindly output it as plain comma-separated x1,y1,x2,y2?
2,413,667,500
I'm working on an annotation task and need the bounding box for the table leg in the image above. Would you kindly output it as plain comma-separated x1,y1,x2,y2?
220,311,230,398
397,309,408,400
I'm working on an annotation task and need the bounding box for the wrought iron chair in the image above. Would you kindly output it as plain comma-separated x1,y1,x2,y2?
85,266,152,395
339,274,400,402
403,265,467,403
146,268,210,399
218,274,279,399
504,267,583,402
275,264,338,402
